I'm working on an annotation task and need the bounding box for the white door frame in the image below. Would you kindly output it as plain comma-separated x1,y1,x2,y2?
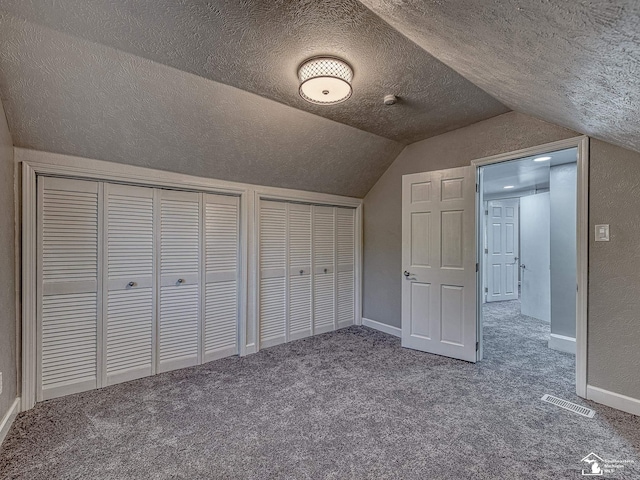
472,136,589,398
19,148,362,411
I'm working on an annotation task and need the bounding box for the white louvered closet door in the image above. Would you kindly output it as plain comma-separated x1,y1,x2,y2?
38,177,100,400
312,205,336,334
158,190,201,373
203,194,240,362
288,203,312,341
259,200,287,348
103,184,154,386
336,208,356,328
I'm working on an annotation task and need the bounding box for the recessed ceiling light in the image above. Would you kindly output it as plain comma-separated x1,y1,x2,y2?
504,185,515,189
298,57,353,105
533,156,551,162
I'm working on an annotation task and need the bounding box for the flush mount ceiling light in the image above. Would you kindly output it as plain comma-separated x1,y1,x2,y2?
533,156,552,162
504,185,515,189
298,57,353,105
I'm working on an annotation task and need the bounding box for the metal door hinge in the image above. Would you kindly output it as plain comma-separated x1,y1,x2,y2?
475,263,479,272
476,341,479,351
485,209,488,215
476,183,478,192
484,287,488,293
484,248,488,254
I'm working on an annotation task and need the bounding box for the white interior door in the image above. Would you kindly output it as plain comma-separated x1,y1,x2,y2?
401,167,477,362
486,199,519,302
520,192,551,322
104,183,155,386
38,177,101,400
203,193,240,362
157,189,201,373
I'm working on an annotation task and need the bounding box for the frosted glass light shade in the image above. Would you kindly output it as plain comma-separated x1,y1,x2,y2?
298,57,353,105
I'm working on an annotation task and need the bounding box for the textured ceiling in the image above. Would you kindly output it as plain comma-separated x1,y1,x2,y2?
0,15,404,197
359,0,640,154
0,0,508,144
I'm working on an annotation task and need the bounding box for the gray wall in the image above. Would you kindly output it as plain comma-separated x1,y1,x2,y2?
549,163,577,338
0,97,16,421
588,140,640,399
363,111,577,327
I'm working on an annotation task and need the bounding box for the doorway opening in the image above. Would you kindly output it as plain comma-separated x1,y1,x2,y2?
477,147,579,384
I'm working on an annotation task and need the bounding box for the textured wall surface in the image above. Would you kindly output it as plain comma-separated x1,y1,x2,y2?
588,140,640,399
363,112,577,327
0,15,405,198
360,0,640,154
549,163,577,338
0,97,16,421
0,1,507,145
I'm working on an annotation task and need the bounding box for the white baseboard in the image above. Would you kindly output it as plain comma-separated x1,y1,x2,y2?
548,333,576,355
0,397,21,446
587,385,640,417
362,318,401,338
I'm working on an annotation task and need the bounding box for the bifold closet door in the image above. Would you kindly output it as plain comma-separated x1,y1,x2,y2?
203,194,240,362
336,208,355,328
38,177,100,400
103,183,155,386
259,200,287,347
288,203,313,341
312,205,335,334
158,190,201,373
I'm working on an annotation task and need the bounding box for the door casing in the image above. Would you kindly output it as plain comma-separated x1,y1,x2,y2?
472,136,589,398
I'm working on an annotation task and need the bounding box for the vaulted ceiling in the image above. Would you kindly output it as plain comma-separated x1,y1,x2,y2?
0,1,638,197
360,0,640,154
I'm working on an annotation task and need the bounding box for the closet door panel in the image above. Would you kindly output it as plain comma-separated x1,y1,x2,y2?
288,203,312,340
337,208,356,328
104,184,154,385
204,194,240,362
39,177,100,400
313,205,335,334
259,200,287,348
158,190,201,372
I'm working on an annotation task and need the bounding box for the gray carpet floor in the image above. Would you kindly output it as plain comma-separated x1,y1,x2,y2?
1,300,639,479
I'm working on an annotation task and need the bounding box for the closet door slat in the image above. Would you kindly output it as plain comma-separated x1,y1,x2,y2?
313,205,336,334
104,184,154,385
288,203,312,341
259,201,287,347
158,190,201,372
204,194,240,362
39,177,99,400
337,208,356,328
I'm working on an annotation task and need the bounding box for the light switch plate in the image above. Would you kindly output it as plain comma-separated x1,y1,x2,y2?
595,224,610,242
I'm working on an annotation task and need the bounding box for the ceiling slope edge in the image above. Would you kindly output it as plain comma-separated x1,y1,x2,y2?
0,13,404,197
358,0,640,155
0,1,509,144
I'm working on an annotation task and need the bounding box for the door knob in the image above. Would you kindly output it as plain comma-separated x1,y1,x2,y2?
324,268,328,274
520,264,526,269
403,271,412,277
300,269,304,275
177,278,185,284
127,281,135,287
